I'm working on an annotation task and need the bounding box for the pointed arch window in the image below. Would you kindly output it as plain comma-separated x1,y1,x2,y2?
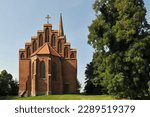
58,41,62,53
32,41,37,53
20,53,25,59
64,47,68,58
26,47,30,58
51,34,56,48
52,62,57,80
40,61,46,79
39,34,43,47
70,53,74,58
45,28,49,42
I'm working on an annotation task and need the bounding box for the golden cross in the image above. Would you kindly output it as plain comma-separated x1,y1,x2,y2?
45,15,51,23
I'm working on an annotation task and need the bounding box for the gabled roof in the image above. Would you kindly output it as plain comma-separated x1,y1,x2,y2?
31,43,61,57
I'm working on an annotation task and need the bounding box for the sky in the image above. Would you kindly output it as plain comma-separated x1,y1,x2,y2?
0,0,150,91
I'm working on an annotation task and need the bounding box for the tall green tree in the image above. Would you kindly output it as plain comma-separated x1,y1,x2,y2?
88,0,150,99
84,61,107,94
0,70,18,96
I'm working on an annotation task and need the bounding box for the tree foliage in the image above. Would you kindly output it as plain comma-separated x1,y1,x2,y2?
0,70,18,96
87,0,150,99
77,79,81,93
84,62,107,94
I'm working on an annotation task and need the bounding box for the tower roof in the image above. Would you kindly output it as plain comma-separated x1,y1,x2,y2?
58,13,64,36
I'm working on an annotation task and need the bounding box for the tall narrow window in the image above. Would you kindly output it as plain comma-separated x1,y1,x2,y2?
64,47,68,58
39,34,43,47
45,28,49,42
20,53,25,59
70,53,74,58
51,34,55,48
49,60,51,74
32,41,37,53
52,62,57,80
58,41,62,53
40,61,46,79
32,62,34,79
26,47,30,58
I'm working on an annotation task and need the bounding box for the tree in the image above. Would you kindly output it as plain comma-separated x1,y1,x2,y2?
84,61,106,94
77,79,81,93
88,0,150,99
0,70,18,96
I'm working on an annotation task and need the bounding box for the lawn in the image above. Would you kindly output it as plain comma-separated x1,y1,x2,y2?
0,94,115,100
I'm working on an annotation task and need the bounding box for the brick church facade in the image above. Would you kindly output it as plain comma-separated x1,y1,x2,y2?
19,15,77,96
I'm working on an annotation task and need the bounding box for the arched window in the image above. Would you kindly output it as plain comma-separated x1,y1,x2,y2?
20,53,25,59
58,41,62,53
51,34,55,48
32,41,37,53
45,28,49,42
40,61,46,79
52,62,57,80
70,53,74,58
64,47,68,58
26,47,30,58
39,34,43,47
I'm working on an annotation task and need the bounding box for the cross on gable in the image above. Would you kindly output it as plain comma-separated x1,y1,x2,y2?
45,15,51,23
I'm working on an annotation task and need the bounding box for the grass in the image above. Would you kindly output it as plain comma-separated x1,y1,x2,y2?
0,94,115,100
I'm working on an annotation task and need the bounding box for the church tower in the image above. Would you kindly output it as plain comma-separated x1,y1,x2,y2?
19,15,77,96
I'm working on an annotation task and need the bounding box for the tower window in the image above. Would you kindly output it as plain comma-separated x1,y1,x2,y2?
32,41,37,53
64,47,68,58
52,62,57,80
40,61,46,79
39,34,43,47
51,34,56,48
58,41,62,53
26,47,30,58
45,28,49,42
20,52,25,59
70,53,74,58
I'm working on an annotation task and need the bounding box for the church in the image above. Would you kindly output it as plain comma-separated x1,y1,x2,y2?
19,14,77,96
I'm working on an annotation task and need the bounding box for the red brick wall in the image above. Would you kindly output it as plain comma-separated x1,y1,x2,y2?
19,60,31,94
36,78,47,95
62,59,77,93
51,56,63,94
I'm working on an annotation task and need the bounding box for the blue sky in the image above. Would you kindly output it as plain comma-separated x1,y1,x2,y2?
0,0,149,90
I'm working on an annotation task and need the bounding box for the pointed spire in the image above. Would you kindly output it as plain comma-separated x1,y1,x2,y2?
58,13,64,36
